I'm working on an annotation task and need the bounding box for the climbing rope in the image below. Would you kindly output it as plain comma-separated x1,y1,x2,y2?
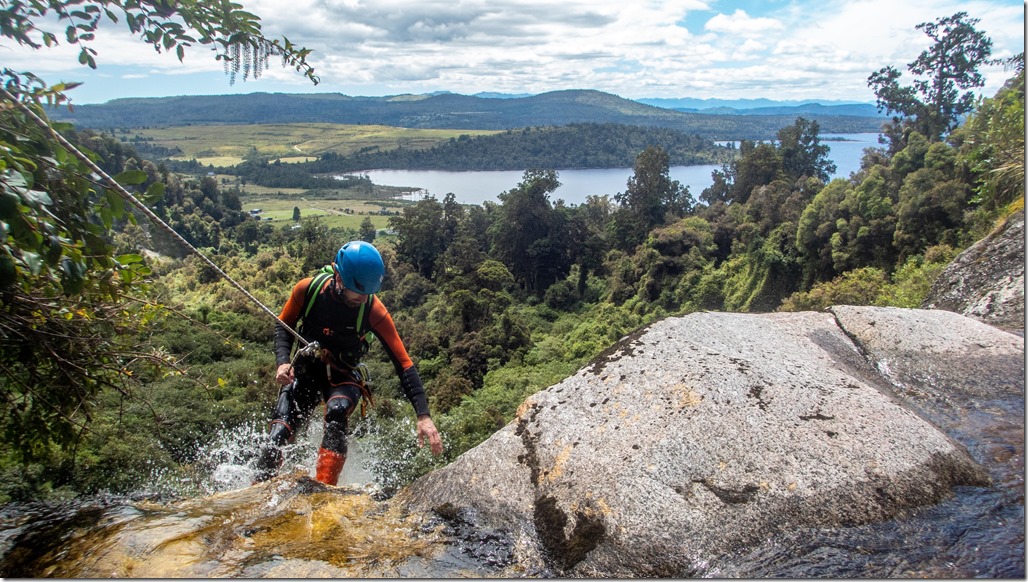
1,88,317,355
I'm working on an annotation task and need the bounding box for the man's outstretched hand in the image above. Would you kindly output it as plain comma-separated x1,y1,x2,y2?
416,415,443,455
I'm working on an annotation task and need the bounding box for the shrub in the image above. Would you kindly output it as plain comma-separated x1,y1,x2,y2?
544,278,580,310
877,245,957,307
779,267,889,311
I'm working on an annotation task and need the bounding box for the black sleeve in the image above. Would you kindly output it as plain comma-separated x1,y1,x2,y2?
400,366,431,418
274,322,295,366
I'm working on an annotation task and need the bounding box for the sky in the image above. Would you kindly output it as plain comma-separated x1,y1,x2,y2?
3,0,1024,105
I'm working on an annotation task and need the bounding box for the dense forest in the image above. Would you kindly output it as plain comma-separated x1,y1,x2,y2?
222,123,736,186
0,7,1023,502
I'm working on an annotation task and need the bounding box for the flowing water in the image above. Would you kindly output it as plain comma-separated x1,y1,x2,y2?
0,418,522,578
0,385,1022,577
0,476,521,578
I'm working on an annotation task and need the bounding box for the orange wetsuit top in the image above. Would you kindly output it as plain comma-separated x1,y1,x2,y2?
274,275,429,417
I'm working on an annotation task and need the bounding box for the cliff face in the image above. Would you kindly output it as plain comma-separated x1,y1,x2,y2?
923,211,1025,332
401,307,1024,577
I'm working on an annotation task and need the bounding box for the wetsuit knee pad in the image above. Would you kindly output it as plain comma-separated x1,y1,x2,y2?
322,401,350,454
322,383,360,454
324,394,353,425
272,382,298,425
268,420,292,446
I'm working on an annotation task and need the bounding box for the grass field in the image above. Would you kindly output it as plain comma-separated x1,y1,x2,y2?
243,195,407,231
206,173,414,230
128,123,500,167
140,123,446,231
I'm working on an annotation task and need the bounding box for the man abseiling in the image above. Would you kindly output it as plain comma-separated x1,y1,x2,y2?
255,240,443,485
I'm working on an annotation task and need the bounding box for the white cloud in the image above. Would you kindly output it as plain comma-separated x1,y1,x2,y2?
704,9,785,34
732,38,767,60
1,0,1021,103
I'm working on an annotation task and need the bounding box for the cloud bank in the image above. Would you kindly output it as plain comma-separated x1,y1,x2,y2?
2,0,1022,103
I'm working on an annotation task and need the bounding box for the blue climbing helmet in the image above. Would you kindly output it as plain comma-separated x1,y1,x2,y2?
334,241,384,294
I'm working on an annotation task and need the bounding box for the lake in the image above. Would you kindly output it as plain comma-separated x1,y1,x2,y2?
345,133,883,206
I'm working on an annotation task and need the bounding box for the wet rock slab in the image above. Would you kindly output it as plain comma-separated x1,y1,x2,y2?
830,305,1025,501
830,305,1024,404
401,308,1021,577
0,475,518,578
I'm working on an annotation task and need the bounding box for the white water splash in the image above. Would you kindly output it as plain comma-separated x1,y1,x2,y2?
187,416,382,495
136,412,412,500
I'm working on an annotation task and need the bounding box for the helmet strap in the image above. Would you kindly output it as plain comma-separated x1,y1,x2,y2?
327,268,342,298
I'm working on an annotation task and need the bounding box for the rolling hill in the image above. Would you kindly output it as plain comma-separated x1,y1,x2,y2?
51,90,885,140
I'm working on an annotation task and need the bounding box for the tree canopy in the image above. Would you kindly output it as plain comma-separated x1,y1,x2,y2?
0,1,317,470
868,11,995,145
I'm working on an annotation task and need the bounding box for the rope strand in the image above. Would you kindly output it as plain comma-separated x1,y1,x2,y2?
0,88,311,349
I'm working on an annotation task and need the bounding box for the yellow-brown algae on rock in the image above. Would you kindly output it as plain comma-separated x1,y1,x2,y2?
49,473,447,578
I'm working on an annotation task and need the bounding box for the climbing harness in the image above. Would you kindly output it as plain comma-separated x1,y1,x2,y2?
324,359,375,418
299,272,376,415
301,266,372,342
0,88,319,359
303,270,334,320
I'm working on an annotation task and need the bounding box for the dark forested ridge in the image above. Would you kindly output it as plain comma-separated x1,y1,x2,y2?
51,89,885,140
637,98,881,117
299,123,734,173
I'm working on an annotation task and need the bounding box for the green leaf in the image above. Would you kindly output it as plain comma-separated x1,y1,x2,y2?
105,189,125,219
116,254,144,265
234,11,261,24
44,236,63,265
23,189,52,207
143,182,166,205
50,122,76,132
113,170,148,186
21,251,42,275
54,147,71,165
9,219,43,249
60,258,85,295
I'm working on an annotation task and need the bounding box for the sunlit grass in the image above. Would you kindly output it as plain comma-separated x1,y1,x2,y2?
129,123,501,167
242,197,405,231
195,156,244,167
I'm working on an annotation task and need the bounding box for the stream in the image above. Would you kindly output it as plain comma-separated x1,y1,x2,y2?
0,476,522,578
702,391,1024,578
0,419,524,578
0,385,1022,577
